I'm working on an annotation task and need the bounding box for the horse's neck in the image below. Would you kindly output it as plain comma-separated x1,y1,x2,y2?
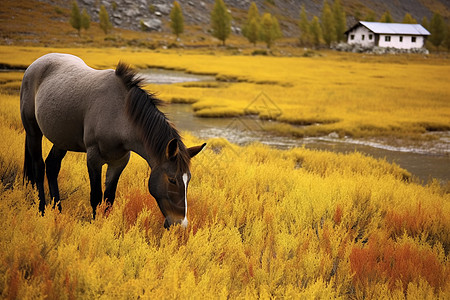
124,133,158,169
130,143,158,168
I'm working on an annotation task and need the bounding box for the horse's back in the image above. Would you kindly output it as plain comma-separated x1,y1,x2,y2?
21,53,126,152
20,54,83,135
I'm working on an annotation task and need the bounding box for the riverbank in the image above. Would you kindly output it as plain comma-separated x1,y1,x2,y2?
159,103,449,184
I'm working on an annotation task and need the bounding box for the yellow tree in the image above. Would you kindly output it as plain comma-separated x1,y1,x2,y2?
69,1,82,36
332,0,346,42
380,11,393,23
299,5,311,46
310,16,322,47
81,8,91,32
321,1,335,46
243,2,260,45
210,0,232,46
260,13,282,48
402,13,417,24
99,5,112,34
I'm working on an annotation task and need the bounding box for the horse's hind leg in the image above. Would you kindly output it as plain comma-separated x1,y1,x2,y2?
24,133,46,213
45,146,67,212
104,153,130,208
86,148,103,219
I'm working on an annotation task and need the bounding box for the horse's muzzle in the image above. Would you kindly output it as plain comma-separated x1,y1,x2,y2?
164,217,188,229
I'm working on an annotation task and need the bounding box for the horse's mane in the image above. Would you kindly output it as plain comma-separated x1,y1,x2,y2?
115,62,190,172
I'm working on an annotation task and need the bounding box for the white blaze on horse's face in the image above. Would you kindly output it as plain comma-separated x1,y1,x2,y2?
149,141,205,229
148,166,188,229
181,173,189,228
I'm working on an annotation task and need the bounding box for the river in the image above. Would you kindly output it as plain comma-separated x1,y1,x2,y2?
142,68,450,183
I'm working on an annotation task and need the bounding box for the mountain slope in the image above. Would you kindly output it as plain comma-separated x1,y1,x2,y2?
1,0,449,46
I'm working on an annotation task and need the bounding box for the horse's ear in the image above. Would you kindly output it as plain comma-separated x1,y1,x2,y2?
166,138,179,160
188,143,206,158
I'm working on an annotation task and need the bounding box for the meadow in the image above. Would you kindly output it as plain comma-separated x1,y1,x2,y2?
2,45,449,141
0,46,449,298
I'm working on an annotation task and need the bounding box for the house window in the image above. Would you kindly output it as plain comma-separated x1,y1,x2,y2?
385,36,391,42
369,34,373,40
351,35,354,40
399,36,403,42
362,35,365,40
412,36,416,43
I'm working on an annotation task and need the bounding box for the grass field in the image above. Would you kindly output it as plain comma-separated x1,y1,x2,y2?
0,46,449,298
1,45,449,142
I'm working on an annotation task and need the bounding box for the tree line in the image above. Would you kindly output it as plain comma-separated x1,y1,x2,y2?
298,1,449,50
70,0,450,50
69,1,112,36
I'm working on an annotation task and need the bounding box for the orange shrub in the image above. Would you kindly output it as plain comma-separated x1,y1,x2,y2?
385,201,450,253
350,233,448,293
123,190,158,230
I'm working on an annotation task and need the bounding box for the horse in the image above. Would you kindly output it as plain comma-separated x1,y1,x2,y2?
20,53,206,228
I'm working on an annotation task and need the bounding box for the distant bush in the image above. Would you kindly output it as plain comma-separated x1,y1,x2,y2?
104,35,116,42
54,7,65,15
302,50,320,57
251,49,268,56
139,20,146,32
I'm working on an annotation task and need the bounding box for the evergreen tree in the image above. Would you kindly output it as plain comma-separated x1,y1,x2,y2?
422,16,429,30
310,16,322,47
380,11,393,23
243,1,260,41
332,0,346,42
81,8,90,32
170,1,184,39
70,1,82,36
365,10,376,22
246,18,260,46
298,5,311,46
260,13,282,48
354,9,362,21
321,1,335,46
429,12,445,48
99,5,112,34
272,15,282,42
444,23,450,51
402,13,416,24
210,0,232,46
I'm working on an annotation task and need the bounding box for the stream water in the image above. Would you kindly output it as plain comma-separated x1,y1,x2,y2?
140,68,215,84
142,69,450,183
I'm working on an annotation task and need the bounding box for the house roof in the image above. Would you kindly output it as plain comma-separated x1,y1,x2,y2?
346,21,430,36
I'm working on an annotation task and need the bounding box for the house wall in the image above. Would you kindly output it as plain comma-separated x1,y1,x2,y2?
347,26,375,47
378,34,425,49
347,25,426,49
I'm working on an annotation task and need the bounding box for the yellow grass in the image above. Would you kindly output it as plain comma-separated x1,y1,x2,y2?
1,45,449,141
0,46,449,298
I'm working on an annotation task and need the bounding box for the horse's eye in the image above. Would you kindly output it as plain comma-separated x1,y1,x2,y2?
168,178,176,185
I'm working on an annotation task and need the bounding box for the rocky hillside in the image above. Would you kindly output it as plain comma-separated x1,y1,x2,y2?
38,0,450,37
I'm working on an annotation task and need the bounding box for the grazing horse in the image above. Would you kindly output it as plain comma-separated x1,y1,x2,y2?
20,53,205,228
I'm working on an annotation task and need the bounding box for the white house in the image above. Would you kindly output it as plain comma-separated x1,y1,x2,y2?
345,21,430,49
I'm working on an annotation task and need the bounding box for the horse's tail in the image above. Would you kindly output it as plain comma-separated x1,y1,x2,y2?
23,136,35,185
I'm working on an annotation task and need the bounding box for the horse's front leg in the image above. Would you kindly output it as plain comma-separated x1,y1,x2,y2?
86,148,103,219
104,153,130,208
